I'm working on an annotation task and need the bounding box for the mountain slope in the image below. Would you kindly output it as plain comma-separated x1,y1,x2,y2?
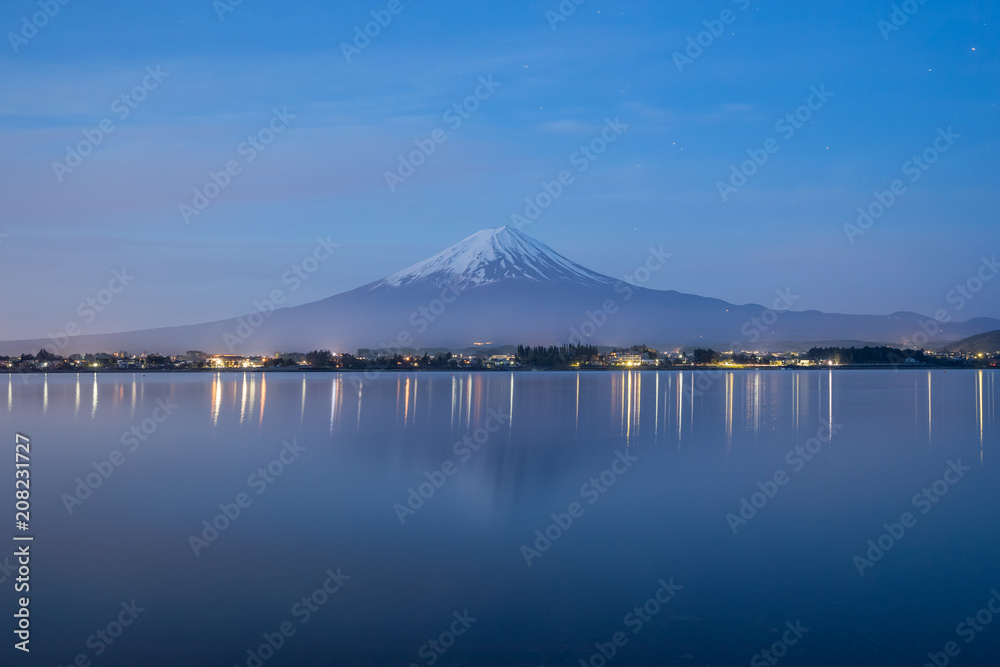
946,329,1000,354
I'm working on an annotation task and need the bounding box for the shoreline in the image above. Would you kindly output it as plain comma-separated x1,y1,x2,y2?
3,364,988,375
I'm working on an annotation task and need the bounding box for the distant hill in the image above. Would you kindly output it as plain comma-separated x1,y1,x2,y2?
946,329,1000,354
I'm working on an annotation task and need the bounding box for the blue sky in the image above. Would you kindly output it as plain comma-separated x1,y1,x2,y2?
1,0,997,340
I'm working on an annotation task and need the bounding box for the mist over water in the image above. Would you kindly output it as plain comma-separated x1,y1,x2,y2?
4,369,998,666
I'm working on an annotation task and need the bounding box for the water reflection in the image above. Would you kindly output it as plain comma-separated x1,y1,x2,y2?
725,372,734,451
450,375,456,428
356,380,363,430
689,371,695,437
828,370,834,437
4,369,1000,667
240,373,248,424
677,373,684,445
211,373,222,425
507,373,515,443
466,375,473,429
403,376,411,427
330,375,340,434
576,373,580,435
792,372,799,432
300,374,307,423
249,374,256,424
927,371,932,444
976,370,985,461
512,372,517,433
616,371,642,446
654,373,659,441
57,369,988,461
259,373,266,428
746,373,759,435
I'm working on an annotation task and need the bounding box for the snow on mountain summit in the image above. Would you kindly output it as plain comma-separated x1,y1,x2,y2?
370,226,617,290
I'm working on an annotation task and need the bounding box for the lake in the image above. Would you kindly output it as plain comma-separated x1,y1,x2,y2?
2,369,998,666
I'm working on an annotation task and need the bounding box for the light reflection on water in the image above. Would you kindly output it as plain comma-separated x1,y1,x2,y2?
19,369,998,460
2,369,998,666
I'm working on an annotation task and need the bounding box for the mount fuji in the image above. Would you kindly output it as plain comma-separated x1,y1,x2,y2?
4,227,998,356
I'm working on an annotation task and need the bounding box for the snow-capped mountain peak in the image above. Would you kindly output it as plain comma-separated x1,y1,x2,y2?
370,226,616,290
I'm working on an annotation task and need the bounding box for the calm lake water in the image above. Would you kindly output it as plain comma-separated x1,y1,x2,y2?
2,369,998,666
